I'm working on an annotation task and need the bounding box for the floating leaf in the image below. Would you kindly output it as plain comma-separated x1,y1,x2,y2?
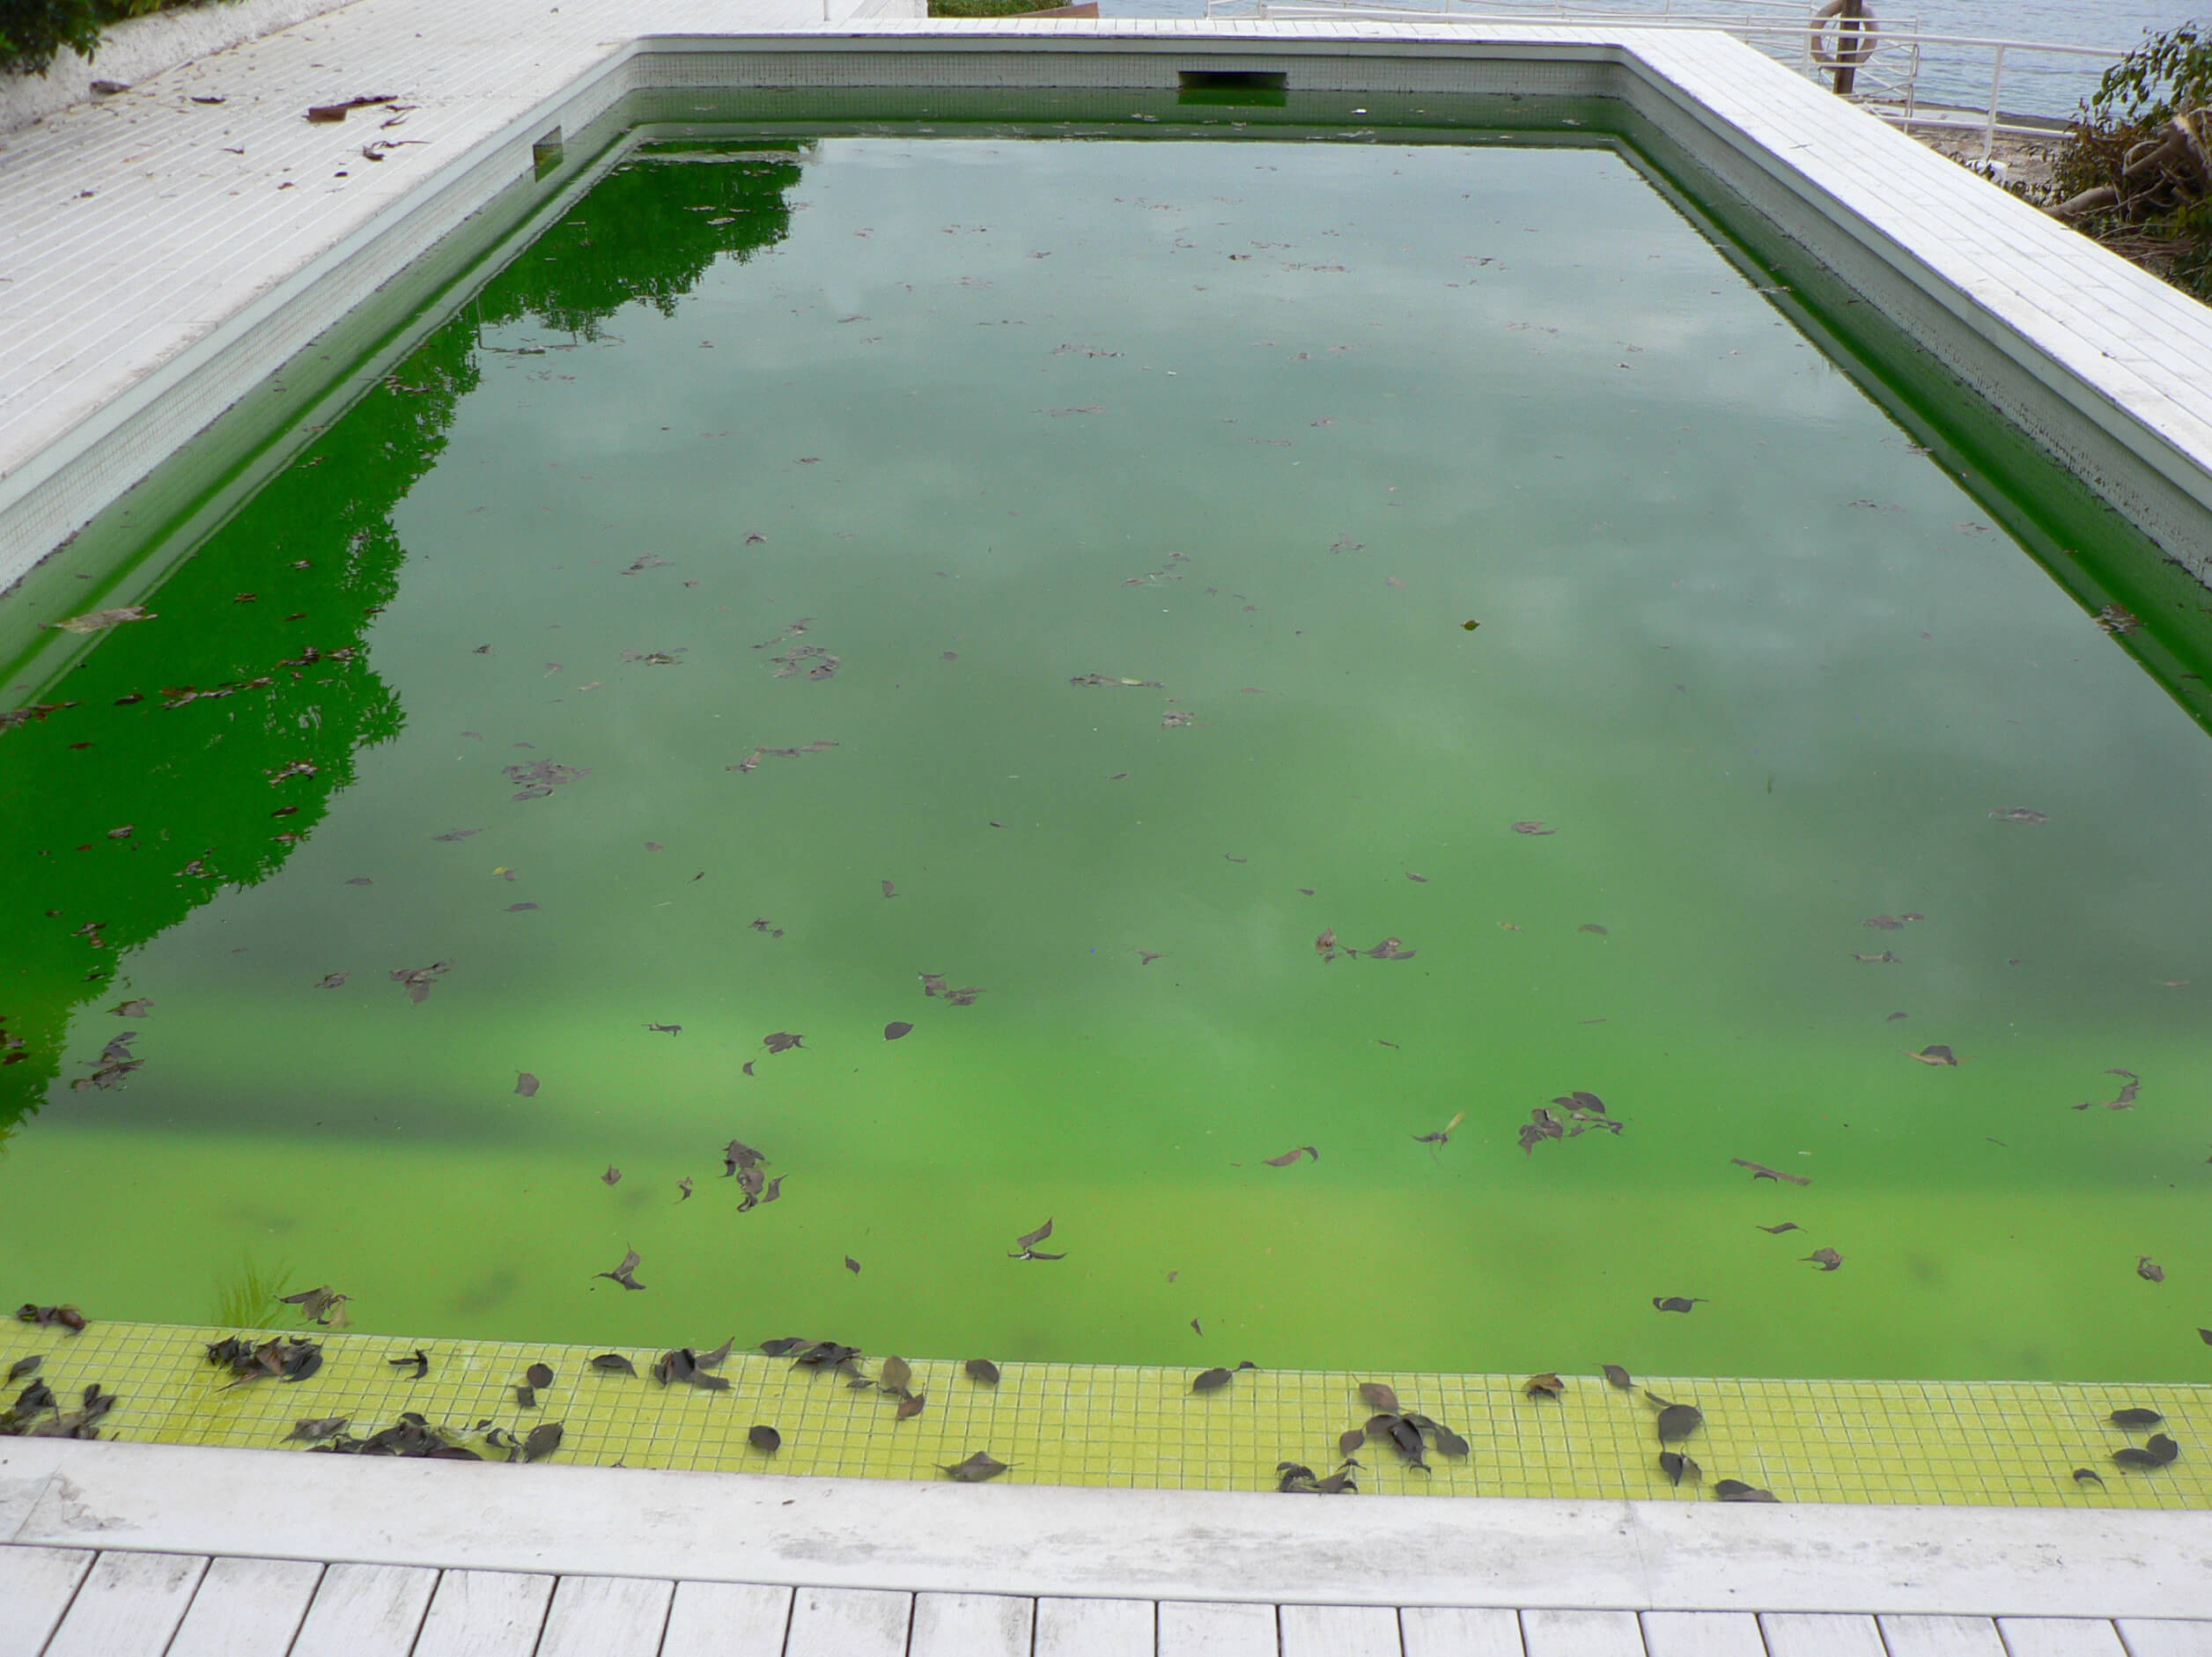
1715,1479,1778,1502
387,1350,428,1380
2073,1467,2105,1485
289,1416,349,1442
1192,1366,1234,1393
1579,924,1609,935
1731,1159,1810,1186
594,1248,645,1291
1523,1373,1565,1399
844,1256,861,1275
1802,1248,1843,1271
881,1356,912,1396
1510,821,1555,836
964,1359,1000,1385
6,1356,41,1383
896,1392,926,1420
1990,807,2047,824
1758,1223,1802,1234
525,1362,553,1389
1338,1427,1367,1457
602,1167,622,1186
2138,1256,2165,1283
590,1353,636,1376
1412,1111,1465,1145
522,1423,564,1462
2111,1408,2164,1427
52,606,155,635
1603,1364,1632,1390
313,973,348,990
1907,1045,1959,1066
1359,1381,1400,1412
884,1021,914,1041
1653,1297,1704,1315
1656,1403,1704,1442
1263,1146,1316,1167
1659,1451,1701,1486
1016,1219,1055,1249
943,1450,1009,1483
107,999,151,1018
763,1031,806,1054
514,1072,539,1097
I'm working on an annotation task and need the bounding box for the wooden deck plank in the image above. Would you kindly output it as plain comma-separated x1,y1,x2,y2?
785,1586,913,1657
1036,1594,1157,1657
290,1562,439,1657
0,1546,92,1657
1879,1614,2008,1656
1522,1610,1643,1657
1159,1599,1279,1657
41,1551,206,1657
1399,1607,1523,1657
659,1580,793,1657
1642,1610,1767,1657
1280,1605,1399,1657
534,1574,674,1657
165,1556,323,1657
1761,1614,1890,1657
2114,1624,2212,1656
1994,1619,2128,1657
413,1568,557,1657
911,1592,1035,1657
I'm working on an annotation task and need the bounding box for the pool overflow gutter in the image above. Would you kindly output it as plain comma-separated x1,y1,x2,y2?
4,21,2212,1499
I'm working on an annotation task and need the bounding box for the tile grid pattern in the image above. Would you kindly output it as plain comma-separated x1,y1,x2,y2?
5,1546,2208,1657
9,1319,2209,1507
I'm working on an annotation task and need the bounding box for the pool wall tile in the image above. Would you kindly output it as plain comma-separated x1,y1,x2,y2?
8,1321,2206,1508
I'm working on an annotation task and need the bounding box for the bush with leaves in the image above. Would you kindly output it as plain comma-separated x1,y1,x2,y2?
2051,20,2212,301
1,0,227,80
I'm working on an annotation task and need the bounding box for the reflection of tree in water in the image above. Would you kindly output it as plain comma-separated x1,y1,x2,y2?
475,149,805,339
0,148,808,1134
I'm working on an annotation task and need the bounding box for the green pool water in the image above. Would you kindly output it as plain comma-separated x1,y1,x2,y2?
4,125,2210,1385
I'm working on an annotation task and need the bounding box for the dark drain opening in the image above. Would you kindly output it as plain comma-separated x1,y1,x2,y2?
1176,70,1288,107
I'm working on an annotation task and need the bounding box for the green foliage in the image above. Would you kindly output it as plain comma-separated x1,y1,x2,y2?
2053,20,2212,304
0,1,105,77
1,0,229,80
2081,19,2211,128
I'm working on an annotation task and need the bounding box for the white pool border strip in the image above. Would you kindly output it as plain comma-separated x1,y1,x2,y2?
2,11,2211,599
5,1437,2212,1616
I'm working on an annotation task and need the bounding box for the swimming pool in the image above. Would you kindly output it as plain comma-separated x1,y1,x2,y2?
4,102,2210,1406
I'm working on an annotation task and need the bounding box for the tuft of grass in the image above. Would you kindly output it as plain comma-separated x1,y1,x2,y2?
928,0,1080,16
210,1256,291,1329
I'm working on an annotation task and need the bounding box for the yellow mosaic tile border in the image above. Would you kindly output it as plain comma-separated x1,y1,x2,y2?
6,1321,2206,1507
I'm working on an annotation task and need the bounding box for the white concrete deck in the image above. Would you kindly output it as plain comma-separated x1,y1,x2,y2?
4,1438,2212,1651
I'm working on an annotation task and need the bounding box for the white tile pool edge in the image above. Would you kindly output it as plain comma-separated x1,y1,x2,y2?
3,16,2211,602
5,1437,2212,1616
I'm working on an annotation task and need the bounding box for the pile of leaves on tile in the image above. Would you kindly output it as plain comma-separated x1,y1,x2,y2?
291,1411,564,1462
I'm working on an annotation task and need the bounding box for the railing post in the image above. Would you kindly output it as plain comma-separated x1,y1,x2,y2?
1983,42,2005,158
1832,0,1863,95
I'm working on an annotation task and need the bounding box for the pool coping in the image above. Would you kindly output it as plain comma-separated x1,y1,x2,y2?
7,1435,2212,1616
4,10,2211,604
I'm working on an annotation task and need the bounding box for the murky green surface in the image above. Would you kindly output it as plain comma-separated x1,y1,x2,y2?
4,133,2210,1383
